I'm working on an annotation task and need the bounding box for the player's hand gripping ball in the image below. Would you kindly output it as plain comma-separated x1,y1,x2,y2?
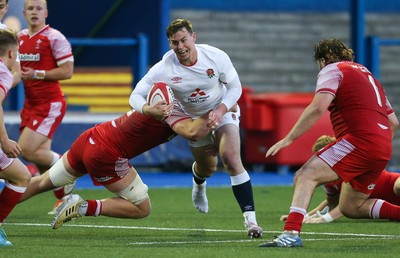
147,82,174,106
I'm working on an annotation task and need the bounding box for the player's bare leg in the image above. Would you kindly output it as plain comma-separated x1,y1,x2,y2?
18,128,74,212
215,124,263,238
52,167,151,229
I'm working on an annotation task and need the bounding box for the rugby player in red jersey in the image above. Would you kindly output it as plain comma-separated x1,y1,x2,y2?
18,0,74,210
19,95,214,229
260,39,399,247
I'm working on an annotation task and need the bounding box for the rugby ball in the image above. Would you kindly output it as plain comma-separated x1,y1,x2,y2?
147,82,174,105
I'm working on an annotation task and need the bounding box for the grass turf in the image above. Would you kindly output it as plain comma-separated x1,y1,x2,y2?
1,186,399,257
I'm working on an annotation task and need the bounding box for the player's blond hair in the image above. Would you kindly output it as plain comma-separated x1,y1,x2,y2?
24,0,47,10
312,135,336,154
313,38,354,64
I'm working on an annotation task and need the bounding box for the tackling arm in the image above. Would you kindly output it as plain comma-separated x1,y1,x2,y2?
172,113,212,141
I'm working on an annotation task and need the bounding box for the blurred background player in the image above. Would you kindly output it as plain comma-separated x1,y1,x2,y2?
280,135,400,223
0,0,38,183
17,0,74,212
0,0,21,87
0,29,31,247
18,86,214,229
129,18,263,238
260,38,399,247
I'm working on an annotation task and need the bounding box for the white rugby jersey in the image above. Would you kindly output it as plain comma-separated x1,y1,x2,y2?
0,59,13,96
130,44,242,118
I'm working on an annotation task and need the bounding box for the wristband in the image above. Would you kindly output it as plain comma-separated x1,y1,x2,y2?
322,212,334,223
33,70,46,80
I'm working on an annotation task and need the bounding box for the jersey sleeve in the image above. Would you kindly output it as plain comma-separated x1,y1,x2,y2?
315,63,342,96
164,100,191,128
129,61,164,113
49,30,74,66
0,67,13,96
217,50,242,110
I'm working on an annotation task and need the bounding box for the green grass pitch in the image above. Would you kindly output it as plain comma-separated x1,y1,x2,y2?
1,186,399,257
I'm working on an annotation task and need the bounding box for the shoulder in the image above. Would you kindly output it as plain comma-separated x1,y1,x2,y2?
18,29,29,37
0,63,13,92
43,26,68,41
197,44,228,57
319,62,343,79
161,50,177,62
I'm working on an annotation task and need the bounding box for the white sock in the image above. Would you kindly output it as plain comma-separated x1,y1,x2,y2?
78,201,88,216
243,211,257,225
192,178,208,213
50,152,61,166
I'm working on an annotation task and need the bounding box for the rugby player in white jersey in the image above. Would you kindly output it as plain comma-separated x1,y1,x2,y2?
0,29,31,247
0,0,21,87
129,19,263,238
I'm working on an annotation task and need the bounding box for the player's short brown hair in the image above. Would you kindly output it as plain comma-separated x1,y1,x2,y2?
312,135,336,154
313,38,354,64
0,29,18,56
166,19,193,38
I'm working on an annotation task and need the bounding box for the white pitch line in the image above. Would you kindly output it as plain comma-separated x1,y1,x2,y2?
129,237,399,246
7,222,400,239
129,239,256,245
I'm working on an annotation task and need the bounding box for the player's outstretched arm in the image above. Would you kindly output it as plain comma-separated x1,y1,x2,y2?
173,113,212,141
265,93,333,158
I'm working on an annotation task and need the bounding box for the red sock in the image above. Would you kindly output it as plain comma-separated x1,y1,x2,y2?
53,187,66,199
371,199,400,221
86,200,102,216
284,212,304,233
0,184,25,223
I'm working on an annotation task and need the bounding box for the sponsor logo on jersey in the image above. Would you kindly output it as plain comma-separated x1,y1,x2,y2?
35,39,42,49
19,53,40,61
189,88,206,97
367,183,376,190
187,88,210,103
94,176,114,183
171,77,182,84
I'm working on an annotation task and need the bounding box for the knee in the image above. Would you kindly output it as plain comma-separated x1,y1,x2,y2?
14,169,32,187
137,205,151,218
220,150,242,171
20,148,36,163
220,148,240,162
131,199,151,219
293,168,314,185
